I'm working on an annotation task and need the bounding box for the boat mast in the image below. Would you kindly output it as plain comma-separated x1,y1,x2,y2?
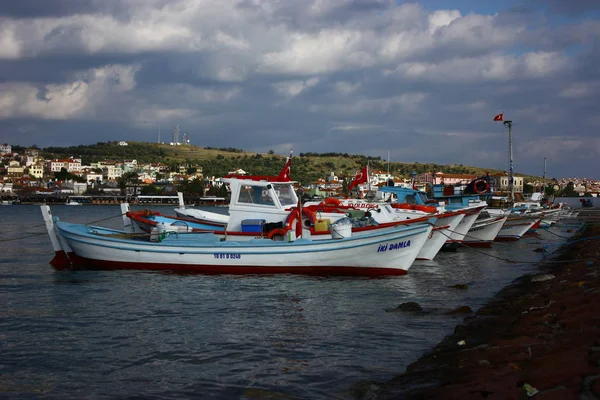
503,120,514,201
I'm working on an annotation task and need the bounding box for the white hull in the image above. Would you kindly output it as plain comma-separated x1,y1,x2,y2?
445,206,484,243
42,205,434,276
174,207,228,225
495,217,540,241
464,215,508,247
416,212,465,260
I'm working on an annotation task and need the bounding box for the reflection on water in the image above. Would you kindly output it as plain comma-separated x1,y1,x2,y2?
0,205,582,399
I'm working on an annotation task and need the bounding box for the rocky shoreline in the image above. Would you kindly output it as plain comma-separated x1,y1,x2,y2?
365,210,600,399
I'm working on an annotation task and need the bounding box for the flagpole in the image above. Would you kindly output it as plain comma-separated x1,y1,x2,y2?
367,161,371,195
503,120,514,201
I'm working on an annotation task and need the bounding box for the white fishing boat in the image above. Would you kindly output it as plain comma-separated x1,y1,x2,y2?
174,192,228,226
40,205,435,276
127,177,435,243
304,187,466,261
463,211,508,247
428,185,488,250
492,213,541,241
174,154,293,226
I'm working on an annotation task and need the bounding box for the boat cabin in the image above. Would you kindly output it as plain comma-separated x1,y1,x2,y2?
223,177,344,233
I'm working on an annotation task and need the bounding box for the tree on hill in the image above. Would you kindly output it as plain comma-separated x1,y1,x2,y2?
54,168,86,183
558,182,578,197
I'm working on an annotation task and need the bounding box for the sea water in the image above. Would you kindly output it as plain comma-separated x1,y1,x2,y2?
0,204,581,399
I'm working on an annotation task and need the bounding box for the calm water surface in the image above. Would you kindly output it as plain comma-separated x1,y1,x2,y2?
0,205,581,399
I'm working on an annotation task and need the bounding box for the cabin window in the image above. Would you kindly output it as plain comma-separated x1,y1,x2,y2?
272,183,297,206
239,185,259,203
405,195,416,204
238,185,277,206
416,193,428,204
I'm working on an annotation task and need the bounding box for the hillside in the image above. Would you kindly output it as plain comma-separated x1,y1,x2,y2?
36,141,541,185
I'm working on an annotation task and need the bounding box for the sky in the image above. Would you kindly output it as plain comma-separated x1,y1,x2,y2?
1,0,599,180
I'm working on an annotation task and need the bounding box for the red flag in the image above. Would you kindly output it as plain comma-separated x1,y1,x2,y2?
493,113,503,121
348,166,368,191
277,156,291,181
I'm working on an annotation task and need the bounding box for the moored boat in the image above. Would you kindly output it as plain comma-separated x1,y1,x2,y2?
40,205,434,276
303,186,466,260
494,215,541,241
463,211,508,247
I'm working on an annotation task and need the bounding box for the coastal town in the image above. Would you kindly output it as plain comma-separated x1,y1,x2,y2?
1,143,599,204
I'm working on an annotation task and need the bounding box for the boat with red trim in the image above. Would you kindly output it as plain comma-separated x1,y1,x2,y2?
304,187,465,260
40,204,435,276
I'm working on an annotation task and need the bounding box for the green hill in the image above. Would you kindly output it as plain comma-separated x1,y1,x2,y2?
35,141,540,185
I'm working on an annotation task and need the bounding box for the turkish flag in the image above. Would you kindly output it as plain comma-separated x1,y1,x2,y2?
277,157,291,181
493,113,503,121
348,166,368,191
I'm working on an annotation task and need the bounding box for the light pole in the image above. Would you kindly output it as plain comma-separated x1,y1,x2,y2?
503,120,514,200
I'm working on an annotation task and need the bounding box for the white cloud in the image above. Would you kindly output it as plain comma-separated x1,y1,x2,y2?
273,77,320,97
428,10,462,35
333,81,361,95
391,51,569,83
558,82,599,98
0,82,89,119
0,0,598,178
0,64,139,120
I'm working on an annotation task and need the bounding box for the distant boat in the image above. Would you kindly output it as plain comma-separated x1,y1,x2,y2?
65,200,82,206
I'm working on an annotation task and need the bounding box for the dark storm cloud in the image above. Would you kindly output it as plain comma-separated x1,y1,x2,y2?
0,0,100,18
0,0,598,179
541,0,600,16
0,0,175,20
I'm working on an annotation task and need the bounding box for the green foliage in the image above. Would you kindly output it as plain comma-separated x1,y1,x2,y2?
140,184,162,195
178,178,205,195
43,142,168,164
558,181,579,197
10,141,542,188
54,167,85,182
204,147,244,153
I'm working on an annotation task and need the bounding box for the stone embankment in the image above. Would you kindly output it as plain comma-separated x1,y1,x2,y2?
369,209,600,399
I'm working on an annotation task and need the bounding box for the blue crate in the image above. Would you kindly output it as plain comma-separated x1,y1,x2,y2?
241,219,265,233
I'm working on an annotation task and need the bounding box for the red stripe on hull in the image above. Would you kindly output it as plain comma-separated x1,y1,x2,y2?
462,241,493,248
53,255,408,276
50,251,72,269
494,237,520,242
529,220,542,230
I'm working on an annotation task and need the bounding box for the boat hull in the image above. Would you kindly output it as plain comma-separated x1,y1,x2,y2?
495,217,541,241
416,212,465,260
463,216,508,247
441,205,485,250
52,219,433,276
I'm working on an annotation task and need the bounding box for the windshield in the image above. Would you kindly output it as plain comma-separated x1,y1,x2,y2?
416,192,429,204
272,183,297,206
237,185,276,206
